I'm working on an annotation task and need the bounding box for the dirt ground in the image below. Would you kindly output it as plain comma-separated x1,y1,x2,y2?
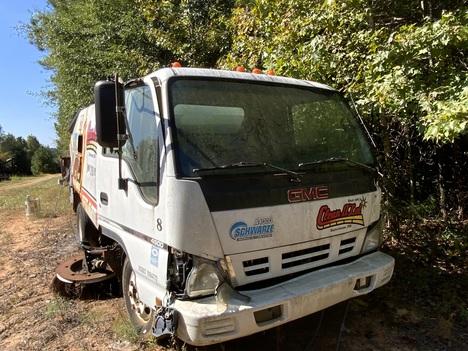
0,176,466,351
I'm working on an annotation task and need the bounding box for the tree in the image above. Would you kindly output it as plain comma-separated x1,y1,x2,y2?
0,134,31,175
25,0,160,155
31,146,60,175
221,0,468,220
26,135,41,161
25,0,236,155
24,0,468,219
0,130,49,175
0,125,5,160
136,0,235,67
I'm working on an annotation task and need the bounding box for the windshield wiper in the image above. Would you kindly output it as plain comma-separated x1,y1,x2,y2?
194,162,302,182
298,157,378,174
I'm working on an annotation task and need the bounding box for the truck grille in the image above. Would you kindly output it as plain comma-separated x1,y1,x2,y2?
239,236,358,279
243,257,269,276
282,244,330,269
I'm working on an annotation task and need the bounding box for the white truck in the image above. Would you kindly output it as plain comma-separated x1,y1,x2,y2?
64,66,394,345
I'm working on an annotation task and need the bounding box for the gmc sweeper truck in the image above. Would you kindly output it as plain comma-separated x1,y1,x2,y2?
58,66,394,345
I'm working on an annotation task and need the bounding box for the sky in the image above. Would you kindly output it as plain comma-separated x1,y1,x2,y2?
0,0,56,147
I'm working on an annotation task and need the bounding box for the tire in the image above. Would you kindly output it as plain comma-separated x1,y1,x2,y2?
76,203,99,247
122,257,155,335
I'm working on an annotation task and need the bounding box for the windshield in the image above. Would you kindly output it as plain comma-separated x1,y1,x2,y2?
168,78,375,177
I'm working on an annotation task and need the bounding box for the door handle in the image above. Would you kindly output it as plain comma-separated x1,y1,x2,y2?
100,192,109,205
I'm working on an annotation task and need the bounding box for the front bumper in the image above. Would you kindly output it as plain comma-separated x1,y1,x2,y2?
174,251,394,346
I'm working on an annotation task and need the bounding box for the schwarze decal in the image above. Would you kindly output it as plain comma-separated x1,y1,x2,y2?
317,198,366,230
230,217,274,241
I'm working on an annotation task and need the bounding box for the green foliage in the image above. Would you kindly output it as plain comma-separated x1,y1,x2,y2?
222,0,468,218
423,85,468,143
26,135,41,160
223,1,467,144
137,0,235,67
25,0,236,155
23,0,468,218
363,11,468,144
31,146,60,175
26,0,158,154
0,133,31,175
0,128,57,176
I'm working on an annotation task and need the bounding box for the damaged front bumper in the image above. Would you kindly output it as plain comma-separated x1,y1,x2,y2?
173,251,394,346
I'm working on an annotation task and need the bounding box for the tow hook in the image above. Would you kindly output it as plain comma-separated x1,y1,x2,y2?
152,306,178,340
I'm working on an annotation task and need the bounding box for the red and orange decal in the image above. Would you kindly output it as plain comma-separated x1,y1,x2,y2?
316,198,366,230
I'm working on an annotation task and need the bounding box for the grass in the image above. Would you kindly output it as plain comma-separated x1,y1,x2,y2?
0,175,68,215
45,295,75,320
0,175,152,351
0,175,36,187
112,311,141,343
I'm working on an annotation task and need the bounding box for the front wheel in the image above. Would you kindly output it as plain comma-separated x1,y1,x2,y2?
122,258,155,335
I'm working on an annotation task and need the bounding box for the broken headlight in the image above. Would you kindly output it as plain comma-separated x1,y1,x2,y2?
185,257,225,298
360,216,384,254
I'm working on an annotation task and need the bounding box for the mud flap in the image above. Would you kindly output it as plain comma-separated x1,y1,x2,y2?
152,307,178,340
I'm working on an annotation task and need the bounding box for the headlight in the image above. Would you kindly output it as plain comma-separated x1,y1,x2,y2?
360,216,384,254
185,257,224,298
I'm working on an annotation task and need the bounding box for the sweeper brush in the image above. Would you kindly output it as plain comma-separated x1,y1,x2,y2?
52,249,120,299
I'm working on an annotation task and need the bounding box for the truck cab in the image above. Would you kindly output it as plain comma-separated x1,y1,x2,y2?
68,67,394,345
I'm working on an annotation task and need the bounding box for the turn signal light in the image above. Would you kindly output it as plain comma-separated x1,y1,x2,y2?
234,66,276,76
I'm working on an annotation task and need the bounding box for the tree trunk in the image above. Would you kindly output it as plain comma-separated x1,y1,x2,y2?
405,123,415,205
437,146,447,221
366,0,375,32
453,139,466,220
420,0,433,19
380,111,400,237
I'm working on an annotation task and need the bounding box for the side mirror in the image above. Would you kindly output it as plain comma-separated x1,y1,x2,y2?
94,79,125,148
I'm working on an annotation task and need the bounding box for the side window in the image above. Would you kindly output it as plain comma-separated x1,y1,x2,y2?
123,85,158,203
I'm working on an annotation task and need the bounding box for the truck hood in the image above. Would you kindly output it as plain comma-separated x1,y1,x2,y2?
211,191,380,255
165,171,380,287
200,170,380,255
